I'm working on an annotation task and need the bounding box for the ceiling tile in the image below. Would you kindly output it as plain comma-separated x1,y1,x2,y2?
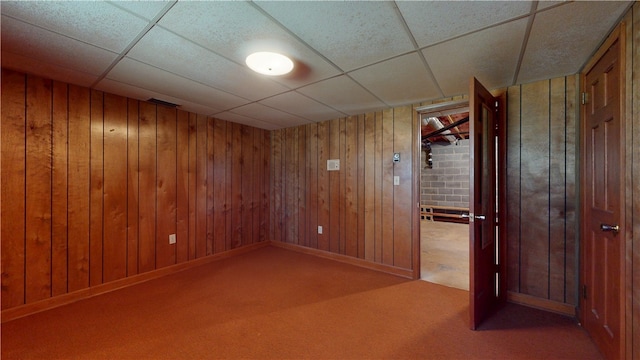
95,78,223,117
228,103,312,128
1,51,99,88
349,53,441,106
256,1,414,71
398,1,532,48
106,1,173,21
258,91,346,122
1,1,149,53
128,27,290,101
423,18,528,97
157,1,340,87
106,58,249,111
1,16,118,76
517,1,631,84
297,76,387,116
213,112,281,131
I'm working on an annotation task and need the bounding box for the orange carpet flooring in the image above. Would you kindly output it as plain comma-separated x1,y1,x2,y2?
1,246,601,359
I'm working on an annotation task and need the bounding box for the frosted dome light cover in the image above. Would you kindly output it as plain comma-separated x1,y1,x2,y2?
246,52,294,76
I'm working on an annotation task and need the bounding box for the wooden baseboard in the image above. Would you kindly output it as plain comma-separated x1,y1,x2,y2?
1,242,269,323
507,291,576,317
270,241,414,279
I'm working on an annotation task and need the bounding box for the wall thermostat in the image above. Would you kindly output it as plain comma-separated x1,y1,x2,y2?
393,153,400,163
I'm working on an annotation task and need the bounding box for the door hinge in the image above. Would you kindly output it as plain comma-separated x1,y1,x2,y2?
582,284,588,299
581,92,589,105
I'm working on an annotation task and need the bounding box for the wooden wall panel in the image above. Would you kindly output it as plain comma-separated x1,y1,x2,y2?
271,130,283,243
519,80,551,298
345,116,358,257
230,122,243,249
317,122,330,251
393,105,413,270
67,85,91,292
156,106,177,269
176,110,190,263
25,75,53,302
1,69,272,311
187,114,198,260
206,118,215,255
242,125,254,246
127,99,139,275
1,69,26,308
52,81,68,296
213,118,227,253
138,102,157,273
506,76,579,306
270,107,416,272
195,114,207,258
102,93,128,282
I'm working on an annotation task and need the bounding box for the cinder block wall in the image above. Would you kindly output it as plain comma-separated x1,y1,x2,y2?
420,139,470,208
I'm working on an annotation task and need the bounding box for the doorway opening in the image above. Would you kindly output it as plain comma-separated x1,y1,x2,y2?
417,101,470,290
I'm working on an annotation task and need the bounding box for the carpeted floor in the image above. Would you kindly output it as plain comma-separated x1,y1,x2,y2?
1,246,601,359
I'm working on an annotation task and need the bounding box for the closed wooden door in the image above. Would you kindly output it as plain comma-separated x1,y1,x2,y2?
581,25,625,360
469,77,505,330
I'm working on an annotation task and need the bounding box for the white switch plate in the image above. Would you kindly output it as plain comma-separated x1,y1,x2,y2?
393,176,400,185
169,233,176,244
318,226,323,234
327,159,340,171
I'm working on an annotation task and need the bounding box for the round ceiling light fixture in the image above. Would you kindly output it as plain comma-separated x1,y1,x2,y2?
245,51,294,76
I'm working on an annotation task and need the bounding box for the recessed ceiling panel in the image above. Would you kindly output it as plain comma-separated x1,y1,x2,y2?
1,1,150,53
423,18,528,97
398,1,532,48
106,58,249,111
297,76,387,116
517,1,631,84
213,111,281,131
349,53,441,106
128,27,289,101
106,1,172,21
157,1,340,87
1,51,99,88
257,1,414,71
95,78,223,117
229,103,312,128
258,91,346,123
1,16,118,76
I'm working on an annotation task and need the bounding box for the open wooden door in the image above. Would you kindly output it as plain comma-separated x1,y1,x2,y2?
468,77,506,330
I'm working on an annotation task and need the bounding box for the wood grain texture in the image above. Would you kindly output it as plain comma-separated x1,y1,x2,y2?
67,85,91,292
629,5,639,359
306,124,318,249
345,116,358,257
563,75,577,305
156,106,177,269
519,80,551,299
1,69,273,311
374,112,383,263
317,122,330,251
393,105,413,270
195,114,207,258
206,118,215,255
52,81,69,297
138,102,157,273
297,125,306,247
213,118,227,253
1,69,26,309
357,115,366,259
25,75,53,302
506,84,522,293
230,122,243,249
176,110,190,263
363,113,376,262
127,99,139,275
381,109,395,266
102,93,128,282
271,130,283,243
89,90,104,286
329,119,341,253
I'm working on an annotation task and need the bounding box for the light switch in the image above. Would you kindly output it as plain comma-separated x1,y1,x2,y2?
394,176,400,185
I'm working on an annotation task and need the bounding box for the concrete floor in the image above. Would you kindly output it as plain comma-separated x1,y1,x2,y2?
420,220,469,290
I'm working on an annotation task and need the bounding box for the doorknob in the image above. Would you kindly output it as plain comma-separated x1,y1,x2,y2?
600,224,619,233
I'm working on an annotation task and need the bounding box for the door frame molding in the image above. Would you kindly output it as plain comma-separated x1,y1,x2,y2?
579,21,627,358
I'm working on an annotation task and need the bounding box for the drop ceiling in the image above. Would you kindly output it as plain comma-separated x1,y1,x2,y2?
1,1,632,130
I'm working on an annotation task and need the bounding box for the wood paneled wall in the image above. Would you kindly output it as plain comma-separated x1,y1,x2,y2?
270,108,417,272
506,76,578,306
0,69,270,310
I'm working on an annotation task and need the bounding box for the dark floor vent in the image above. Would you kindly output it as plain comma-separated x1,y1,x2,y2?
147,98,179,108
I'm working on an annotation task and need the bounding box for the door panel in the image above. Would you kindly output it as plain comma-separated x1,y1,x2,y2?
582,32,624,360
469,77,503,330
